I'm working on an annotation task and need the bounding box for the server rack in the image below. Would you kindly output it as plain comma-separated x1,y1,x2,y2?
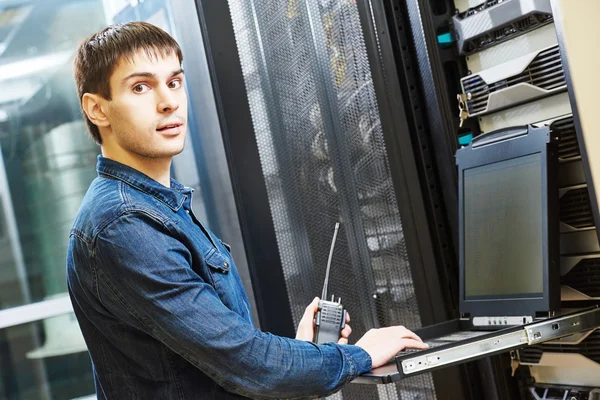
392,0,600,398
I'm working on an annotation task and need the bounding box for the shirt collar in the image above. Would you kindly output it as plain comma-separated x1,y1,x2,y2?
96,155,193,212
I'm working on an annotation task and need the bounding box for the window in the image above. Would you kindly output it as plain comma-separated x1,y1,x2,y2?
0,1,253,398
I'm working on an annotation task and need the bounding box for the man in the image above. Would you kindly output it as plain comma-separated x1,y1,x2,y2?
67,21,428,399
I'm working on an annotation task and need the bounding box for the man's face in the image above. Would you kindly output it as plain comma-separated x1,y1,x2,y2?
104,50,187,159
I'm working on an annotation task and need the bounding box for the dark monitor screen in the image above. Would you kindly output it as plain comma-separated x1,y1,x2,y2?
464,153,543,299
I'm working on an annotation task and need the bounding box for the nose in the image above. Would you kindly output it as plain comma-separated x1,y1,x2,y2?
156,87,179,114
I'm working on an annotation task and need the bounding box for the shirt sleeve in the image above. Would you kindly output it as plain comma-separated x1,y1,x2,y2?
92,210,372,399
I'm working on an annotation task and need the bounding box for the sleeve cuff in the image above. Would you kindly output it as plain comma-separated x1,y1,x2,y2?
338,344,373,376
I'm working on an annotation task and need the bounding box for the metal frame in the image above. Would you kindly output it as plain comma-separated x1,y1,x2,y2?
355,0,469,397
0,294,72,329
355,0,453,329
400,0,463,254
0,147,30,313
194,0,295,337
550,0,600,246
457,125,560,317
367,0,468,323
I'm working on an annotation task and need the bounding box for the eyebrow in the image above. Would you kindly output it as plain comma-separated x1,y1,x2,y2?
121,68,184,84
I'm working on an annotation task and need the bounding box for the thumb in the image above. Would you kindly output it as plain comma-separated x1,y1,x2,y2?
308,297,320,313
296,298,320,341
301,297,320,321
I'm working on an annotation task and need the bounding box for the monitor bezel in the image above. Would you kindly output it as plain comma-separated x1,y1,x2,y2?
457,125,559,317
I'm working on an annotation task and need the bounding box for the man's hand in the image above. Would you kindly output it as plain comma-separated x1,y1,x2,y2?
295,297,352,344
355,326,429,368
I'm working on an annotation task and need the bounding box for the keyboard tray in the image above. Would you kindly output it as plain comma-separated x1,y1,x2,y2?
354,306,600,384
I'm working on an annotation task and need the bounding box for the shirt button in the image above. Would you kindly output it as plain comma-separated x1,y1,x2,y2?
223,262,229,268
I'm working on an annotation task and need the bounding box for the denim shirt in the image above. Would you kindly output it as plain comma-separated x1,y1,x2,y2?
66,156,372,399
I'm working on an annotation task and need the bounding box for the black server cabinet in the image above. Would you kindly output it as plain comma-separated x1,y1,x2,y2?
195,0,487,398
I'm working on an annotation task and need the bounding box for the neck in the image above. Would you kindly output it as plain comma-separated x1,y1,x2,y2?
101,147,172,187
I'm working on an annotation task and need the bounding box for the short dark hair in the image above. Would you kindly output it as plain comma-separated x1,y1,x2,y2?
73,21,183,144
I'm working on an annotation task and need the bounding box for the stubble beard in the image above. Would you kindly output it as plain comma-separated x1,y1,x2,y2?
128,130,186,160
111,111,186,160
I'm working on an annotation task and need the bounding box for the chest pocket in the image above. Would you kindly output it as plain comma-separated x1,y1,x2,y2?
205,249,243,313
205,249,231,274
219,239,232,254
205,244,253,323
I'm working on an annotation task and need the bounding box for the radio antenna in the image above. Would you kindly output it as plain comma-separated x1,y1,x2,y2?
321,222,340,300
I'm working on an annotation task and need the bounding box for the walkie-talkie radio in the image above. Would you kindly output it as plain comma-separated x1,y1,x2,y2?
314,222,347,344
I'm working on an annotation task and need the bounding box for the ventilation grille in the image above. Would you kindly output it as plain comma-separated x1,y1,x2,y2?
529,386,600,399
563,258,600,298
463,0,501,17
519,329,600,364
560,187,594,229
552,116,579,160
228,0,436,397
462,45,565,116
461,12,553,55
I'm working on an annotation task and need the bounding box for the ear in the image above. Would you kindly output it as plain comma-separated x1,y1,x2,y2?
81,93,110,128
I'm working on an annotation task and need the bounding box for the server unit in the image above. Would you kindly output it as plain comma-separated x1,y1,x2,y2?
440,0,600,397
452,0,553,56
460,44,566,119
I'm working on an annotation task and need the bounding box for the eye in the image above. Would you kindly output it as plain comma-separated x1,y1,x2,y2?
168,79,182,89
133,83,149,93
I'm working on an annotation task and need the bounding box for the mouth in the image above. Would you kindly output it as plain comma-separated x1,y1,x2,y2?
156,122,184,135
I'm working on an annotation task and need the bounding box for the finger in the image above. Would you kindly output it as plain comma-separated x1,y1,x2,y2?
346,311,351,323
303,297,320,319
398,327,423,343
401,339,429,350
337,337,348,345
340,324,352,339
